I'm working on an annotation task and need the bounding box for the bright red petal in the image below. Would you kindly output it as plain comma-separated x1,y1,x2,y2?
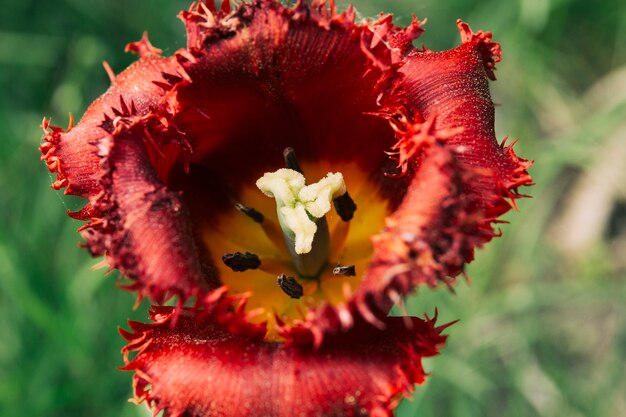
279,20,532,338
361,21,533,298
122,306,448,417
85,121,215,304
397,21,532,219
169,0,413,203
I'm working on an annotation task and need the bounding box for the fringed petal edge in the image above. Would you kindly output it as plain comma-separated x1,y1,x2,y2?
121,301,449,417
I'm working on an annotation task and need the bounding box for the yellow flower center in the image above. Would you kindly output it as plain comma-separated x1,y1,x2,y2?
200,149,390,340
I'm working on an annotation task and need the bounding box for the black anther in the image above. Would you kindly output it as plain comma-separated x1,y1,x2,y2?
332,264,356,276
222,252,261,272
333,192,357,221
277,274,304,299
235,203,264,223
283,147,303,174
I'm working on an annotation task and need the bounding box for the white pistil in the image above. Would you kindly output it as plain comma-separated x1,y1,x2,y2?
256,169,346,255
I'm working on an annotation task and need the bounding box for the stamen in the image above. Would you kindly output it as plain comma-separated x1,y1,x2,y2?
283,147,303,174
333,264,356,276
235,203,264,223
222,252,261,272
333,191,357,221
277,274,304,299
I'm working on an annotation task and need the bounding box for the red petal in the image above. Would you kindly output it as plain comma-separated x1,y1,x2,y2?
172,0,404,183
359,22,532,309
398,22,532,217
351,22,531,311
122,306,448,417
84,122,215,304
282,20,532,337
40,36,219,303
40,45,179,223
361,144,490,302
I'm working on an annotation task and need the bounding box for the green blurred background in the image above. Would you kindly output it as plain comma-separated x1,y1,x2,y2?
1,0,625,416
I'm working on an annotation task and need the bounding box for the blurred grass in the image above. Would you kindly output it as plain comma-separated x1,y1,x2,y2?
1,0,625,416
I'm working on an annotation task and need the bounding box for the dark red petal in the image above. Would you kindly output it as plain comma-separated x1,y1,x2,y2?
361,144,490,302
284,21,532,337
40,48,176,203
40,115,99,203
40,36,219,303
83,121,214,304
172,0,402,180
351,22,532,312
369,23,531,292
122,305,448,417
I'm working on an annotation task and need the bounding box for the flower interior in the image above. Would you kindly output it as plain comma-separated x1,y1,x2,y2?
156,50,405,335
193,153,391,335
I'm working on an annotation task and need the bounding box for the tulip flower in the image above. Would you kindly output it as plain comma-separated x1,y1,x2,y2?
41,1,532,416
